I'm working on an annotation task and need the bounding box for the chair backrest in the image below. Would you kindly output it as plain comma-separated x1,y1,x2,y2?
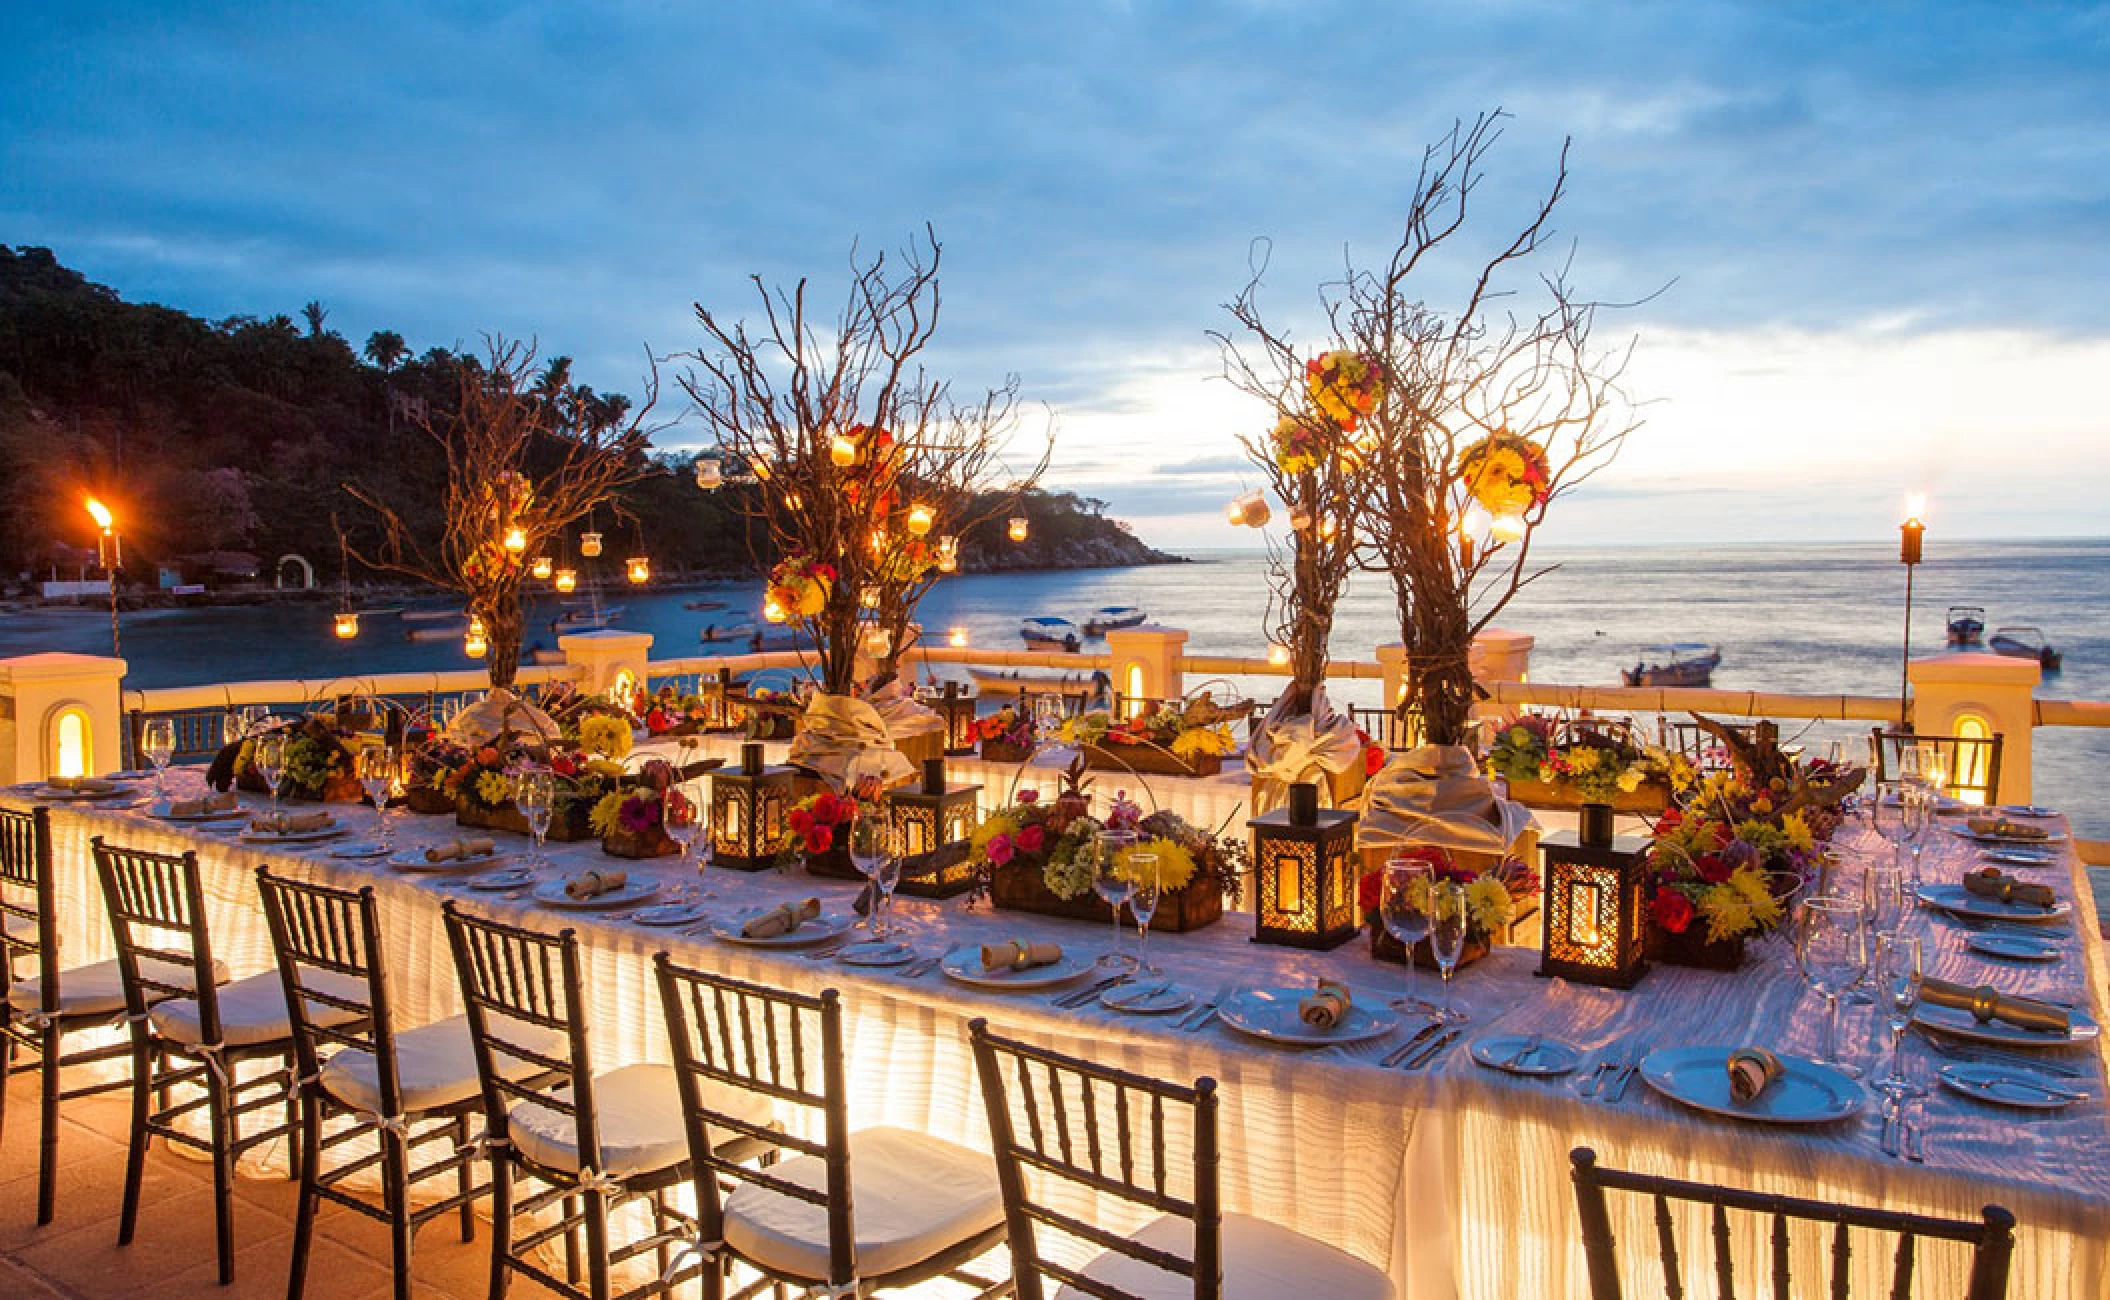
254,869,394,1114
967,1018,1219,1300
440,904,594,1169
0,806,58,1016
1869,729,2003,805
127,706,235,769
652,955,851,1286
91,837,224,1043
1661,719,1755,772
1569,1147,2014,1300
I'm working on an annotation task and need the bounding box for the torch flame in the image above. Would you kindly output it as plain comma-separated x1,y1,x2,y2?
85,497,113,531
1904,493,1928,523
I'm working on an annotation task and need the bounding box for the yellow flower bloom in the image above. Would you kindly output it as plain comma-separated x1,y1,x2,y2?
474,770,512,807
579,715,633,760
1171,725,1234,759
1118,837,1197,892
1782,811,1815,852
1465,877,1514,935
588,792,625,837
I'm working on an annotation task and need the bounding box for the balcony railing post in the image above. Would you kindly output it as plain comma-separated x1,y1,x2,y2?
1907,650,2040,804
0,652,129,782
559,629,655,704
1107,625,1186,718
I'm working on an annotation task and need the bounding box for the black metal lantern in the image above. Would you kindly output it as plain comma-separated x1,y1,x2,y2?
709,742,794,872
1249,783,1360,950
886,757,982,898
932,681,979,757
1537,829,1649,989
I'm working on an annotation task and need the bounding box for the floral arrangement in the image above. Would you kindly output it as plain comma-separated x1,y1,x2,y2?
968,761,1245,905
1645,774,1828,944
767,553,836,621
640,685,714,736
1357,845,1539,946
782,788,865,858
446,744,520,813
1060,704,1238,762
1456,430,1552,517
1356,727,1387,777
1269,414,1326,475
574,712,634,760
975,705,1036,749
587,759,692,839
1484,713,1692,803
1304,350,1383,430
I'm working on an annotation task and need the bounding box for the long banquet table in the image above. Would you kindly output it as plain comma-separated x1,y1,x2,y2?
8,769,2110,1300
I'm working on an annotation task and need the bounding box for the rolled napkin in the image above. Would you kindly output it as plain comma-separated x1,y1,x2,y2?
48,776,117,794
1299,978,1353,1030
979,939,1063,973
424,836,497,864
250,810,335,834
169,792,238,817
1726,1047,1784,1102
1920,977,2071,1035
741,897,822,939
1967,815,2048,841
564,869,628,900
1963,867,2057,909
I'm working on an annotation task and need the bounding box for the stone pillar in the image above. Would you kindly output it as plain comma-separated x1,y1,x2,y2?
1907,651,2039,805
1375,643,1410,713
1105,626,1187,716
1470,628,1535,684
559,629,655,702
0,652,129,782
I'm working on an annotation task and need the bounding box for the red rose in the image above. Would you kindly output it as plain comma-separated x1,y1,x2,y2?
788,809,813,835
1710,823,1733,850
1394,845,1453,873
1693,853,1733,885
551,753,576,777
1651,809,1683,836
1364,744,1385,777
1357,870,1382,913
810,793,840,825
645,708,670,734
1650,888,1696,935
805,826,833,855
1017,824,1046,854
1017,789,1038,804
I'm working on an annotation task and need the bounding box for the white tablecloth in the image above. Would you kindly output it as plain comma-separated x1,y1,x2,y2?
8,774,2109,1299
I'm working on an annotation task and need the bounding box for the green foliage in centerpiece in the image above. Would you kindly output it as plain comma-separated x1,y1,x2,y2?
1485,713,1692,805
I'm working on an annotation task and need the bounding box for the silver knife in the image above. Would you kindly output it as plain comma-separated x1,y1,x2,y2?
1608,1052,1644,1102
1055,974,1129,1008
1402,1027,1460,1071
1383,1021,1444,1067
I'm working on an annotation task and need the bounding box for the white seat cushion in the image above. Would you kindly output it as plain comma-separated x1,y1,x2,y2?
319,1014,566,1116
8,956,229,1018
4,914,38,945
509,1062,751,1181
149,969,365,1048
1057,1212,1395,1300
723,1126,1003,1283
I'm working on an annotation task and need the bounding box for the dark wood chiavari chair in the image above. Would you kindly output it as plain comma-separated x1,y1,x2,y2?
1570,1147,2015,1300
92,837,359,1284
125,705,235,769
1869,729,2004,806
260,869,552,1300
654,955,1011,1298
442,903,705,1300
967,1019,1392,1300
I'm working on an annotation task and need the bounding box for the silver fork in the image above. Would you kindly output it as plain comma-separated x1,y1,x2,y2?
1181,983,1234,1032
800,940,849,962
1917,1033,2090,1079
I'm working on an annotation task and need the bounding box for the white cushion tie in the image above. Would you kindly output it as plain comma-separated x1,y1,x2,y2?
574,1166,625,1198
659,1237,725,1287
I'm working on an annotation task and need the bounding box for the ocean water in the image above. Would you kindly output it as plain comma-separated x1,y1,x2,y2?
7,539,2106,833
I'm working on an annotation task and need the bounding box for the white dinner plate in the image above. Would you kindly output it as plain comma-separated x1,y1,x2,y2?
711,911,853,948
466,868,537,892
629,902,712,928
1981,847,2058,869
1470,1034,1582,1077
1216,987,1399,1048
151,803,249,823
239,825,346,844
1938,1062,2089,1110
1912,999,2097,1048
36,786,131,802
1965,932,2064,963
1949,826,2066,848
327,841,393,860
839,940,918,968
1102,981,1195,1015
1995,805,2059,820
1639,1047,1865,1124
388,848,509,872
1916,883,2070,924
531,879,661,910
939,946,1094,990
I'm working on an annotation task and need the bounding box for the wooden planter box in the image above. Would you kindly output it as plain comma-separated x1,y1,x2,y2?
1645,920,1746,971
1081,742,1223,780
1504,777,1670,816
894,731,945,767
804,843,858,880
1367,925,1492,971
457,799,596,842
979,739,1034,764
604,825,680,860
400,786,459,816
986,862,1223,933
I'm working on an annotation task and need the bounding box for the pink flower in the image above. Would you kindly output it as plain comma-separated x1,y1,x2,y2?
986,832,1015,866
1016,789,1039,805
617,795,657,835
1017,824,1046,854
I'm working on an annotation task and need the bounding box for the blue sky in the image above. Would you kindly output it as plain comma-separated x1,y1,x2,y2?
4,1,2107,547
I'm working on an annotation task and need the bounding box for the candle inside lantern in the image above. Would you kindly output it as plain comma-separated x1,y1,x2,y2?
829,433,858,466
333,610,359,640
694,458,723,490
503,526,527,553
554,568,577,594
1008,517,1029,543
580,531,603,558
626,556,651,584
530,555,553,580
906,503,934,535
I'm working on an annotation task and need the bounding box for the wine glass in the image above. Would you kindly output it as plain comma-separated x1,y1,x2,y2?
515,769,554,872
1915,743,1951,803
358,745,400,852
253,734,287,815
1128,851,1161,976
668,779,713,902
1380,856,1437,1015
141,718,176,800
1092,830,1139,971
1874,933,1924,1100
1861,860,1907,942
1902,783,1935,886
1796,895,1867,1076
848,816,901,946
1428,879,1470,1025
1872,787,1912,877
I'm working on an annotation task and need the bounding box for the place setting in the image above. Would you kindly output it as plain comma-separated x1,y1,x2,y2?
711,897,855,948
1916,867,2072,926
532,867,659,910
149,791,249,824
1947,813,2068,849
1909,976,2100,1050
237,809,347,845
941,937,1096,990
1636,1045,1868,1126
386,834,510,873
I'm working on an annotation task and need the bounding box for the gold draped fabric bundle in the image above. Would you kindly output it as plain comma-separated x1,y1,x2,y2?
742,897,822,938
425,836,496,863
787,693,914,791
1356,744,1535,858
1299,978,1353,1029
865,676,946,740
1245,685,1366,816
447,688,561,746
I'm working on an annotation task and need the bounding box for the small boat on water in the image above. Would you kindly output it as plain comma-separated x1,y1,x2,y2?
401,607,465,623
1020,616,1082,651
684,599,728,612
966,667,1095,698
1946,605,1986,646
552,605,623,632
697,622,756,644
1621,643,1722,688
405,622,469,643
1082,606,1146,636
1989,625,2062,672
695,628,815,655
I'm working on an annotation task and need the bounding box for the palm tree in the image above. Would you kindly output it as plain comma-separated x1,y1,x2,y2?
301,300,328,338
364,330,407,373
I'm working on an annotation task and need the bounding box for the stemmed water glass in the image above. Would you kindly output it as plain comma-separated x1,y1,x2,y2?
141,719,175,801
1128,851,1161,976
1874,933,1924,1100
1092,829,1139,971
1428,879,1470,1025
1797,894,1868,1076
1902,782,1935,885
1380,856,1436,1015
515,769,555,872
253,733,287,815
359,745,400,852
1849,860,1906,1005
849,816,902,948
1872,788,1912,878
